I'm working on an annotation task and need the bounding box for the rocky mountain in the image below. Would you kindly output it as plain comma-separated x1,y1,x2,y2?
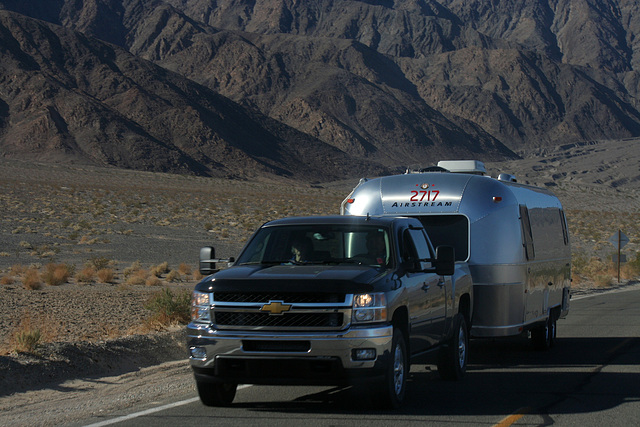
0,0,639,179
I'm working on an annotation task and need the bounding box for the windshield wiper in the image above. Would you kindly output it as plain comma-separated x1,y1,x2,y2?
260,260,294,265
327,258,364,265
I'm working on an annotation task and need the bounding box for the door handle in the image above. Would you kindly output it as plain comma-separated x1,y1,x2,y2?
422,283,430,291
437,278,445,287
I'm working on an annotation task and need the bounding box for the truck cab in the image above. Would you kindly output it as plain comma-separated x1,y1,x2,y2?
188,215,472,408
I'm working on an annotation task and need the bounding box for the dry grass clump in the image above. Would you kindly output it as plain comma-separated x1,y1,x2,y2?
150,261,169,277
165,270,181,282
76,266,96,283
10,311,61,354
1,275,14,285
123,260,142,278
125,268,148,286
97,268,116,283
621,252,640,279
572,255,612,287
145,275,161,286
42,263,72,286
178,263,192,275
10,264,27,276
23,268,42,290
87,256,116,271
143,288,191,330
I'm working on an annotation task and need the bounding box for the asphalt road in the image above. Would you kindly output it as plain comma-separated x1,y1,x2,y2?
76,287,640,427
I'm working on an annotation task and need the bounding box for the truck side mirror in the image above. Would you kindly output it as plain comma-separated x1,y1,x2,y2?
199,247,235,275
199,246,218,275
434,246,455,276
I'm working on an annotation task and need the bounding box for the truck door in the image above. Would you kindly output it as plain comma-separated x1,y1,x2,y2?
403,228,446,352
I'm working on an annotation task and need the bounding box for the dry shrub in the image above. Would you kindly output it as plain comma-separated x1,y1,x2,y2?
78,235,98,245
126,268,148,286
150,261,170,277
572,256,618,286
99,324,122,340
10,264,26,276
595,275,612,287
13,327,41,353
23,268,42,290
146,275,162,286
97,268,115,283
42,263,71,286
193,271,204,281
88,256,115,270
178,263,192,275
621,253,640,279
11,311,61,353
123,260,142,278
165,270,181,282
76,266,96,283
1,275,14,285
143,288,191,330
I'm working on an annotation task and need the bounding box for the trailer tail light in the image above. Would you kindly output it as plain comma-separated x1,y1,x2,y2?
493,196,502,203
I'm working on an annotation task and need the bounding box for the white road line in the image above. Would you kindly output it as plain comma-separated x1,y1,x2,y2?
83,385,251,427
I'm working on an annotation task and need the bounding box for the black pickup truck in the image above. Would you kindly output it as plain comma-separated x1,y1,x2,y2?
187,215,473,408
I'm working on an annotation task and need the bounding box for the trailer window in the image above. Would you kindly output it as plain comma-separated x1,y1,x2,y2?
559,209,569,245
417,215,469,262
519,205,535,260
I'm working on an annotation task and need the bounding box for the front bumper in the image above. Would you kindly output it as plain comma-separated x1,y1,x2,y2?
187,323,393,385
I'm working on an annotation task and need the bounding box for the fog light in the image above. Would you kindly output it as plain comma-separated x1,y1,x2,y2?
190,346,207,360
352,348,376,361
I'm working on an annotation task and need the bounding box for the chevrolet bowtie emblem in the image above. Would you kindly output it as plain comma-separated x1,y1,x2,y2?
260,301,292,315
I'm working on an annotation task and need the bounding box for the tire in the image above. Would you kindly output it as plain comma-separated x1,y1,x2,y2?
437,313,468,381
374,328,408,409
196,381,237,407
549,316,557,348
531,315,554,351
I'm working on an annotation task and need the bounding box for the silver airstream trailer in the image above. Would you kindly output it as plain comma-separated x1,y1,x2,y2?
341,160,571,349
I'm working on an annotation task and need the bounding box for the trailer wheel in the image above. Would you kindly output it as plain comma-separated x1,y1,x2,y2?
374,328,408,409
196,381,237,406
437,313,468,381
549,316,557,347
531,316,554,350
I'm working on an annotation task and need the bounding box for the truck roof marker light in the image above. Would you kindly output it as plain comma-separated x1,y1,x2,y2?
347,198,355,204
493,196,502,203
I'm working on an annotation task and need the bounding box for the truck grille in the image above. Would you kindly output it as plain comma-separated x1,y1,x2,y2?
211,292,352,331
215,312,344,328
213,292,345,304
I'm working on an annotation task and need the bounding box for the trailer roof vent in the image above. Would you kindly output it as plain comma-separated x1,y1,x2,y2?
497,173,517,182
405,165,449,174
437,160,486,175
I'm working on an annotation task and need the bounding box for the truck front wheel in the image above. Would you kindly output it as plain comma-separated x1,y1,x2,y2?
374,328,408,409
196,381,237,406
437,313,468,380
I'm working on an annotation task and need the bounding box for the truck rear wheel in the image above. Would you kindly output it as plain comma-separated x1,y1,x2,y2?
196,381,237,407
374,328,408,409
437,313,468,381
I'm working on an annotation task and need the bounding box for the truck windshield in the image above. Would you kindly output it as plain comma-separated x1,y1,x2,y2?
236,224,391,268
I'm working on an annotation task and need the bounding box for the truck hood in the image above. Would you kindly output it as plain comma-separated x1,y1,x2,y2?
195,264,384,293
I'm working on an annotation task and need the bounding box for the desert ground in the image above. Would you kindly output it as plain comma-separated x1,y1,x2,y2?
0,138,638,399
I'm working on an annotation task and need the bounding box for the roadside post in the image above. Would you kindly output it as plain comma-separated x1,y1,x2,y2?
609,230,629,283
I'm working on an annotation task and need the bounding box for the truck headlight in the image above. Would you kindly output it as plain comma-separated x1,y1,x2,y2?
191,291,212,322
352,293,387,324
